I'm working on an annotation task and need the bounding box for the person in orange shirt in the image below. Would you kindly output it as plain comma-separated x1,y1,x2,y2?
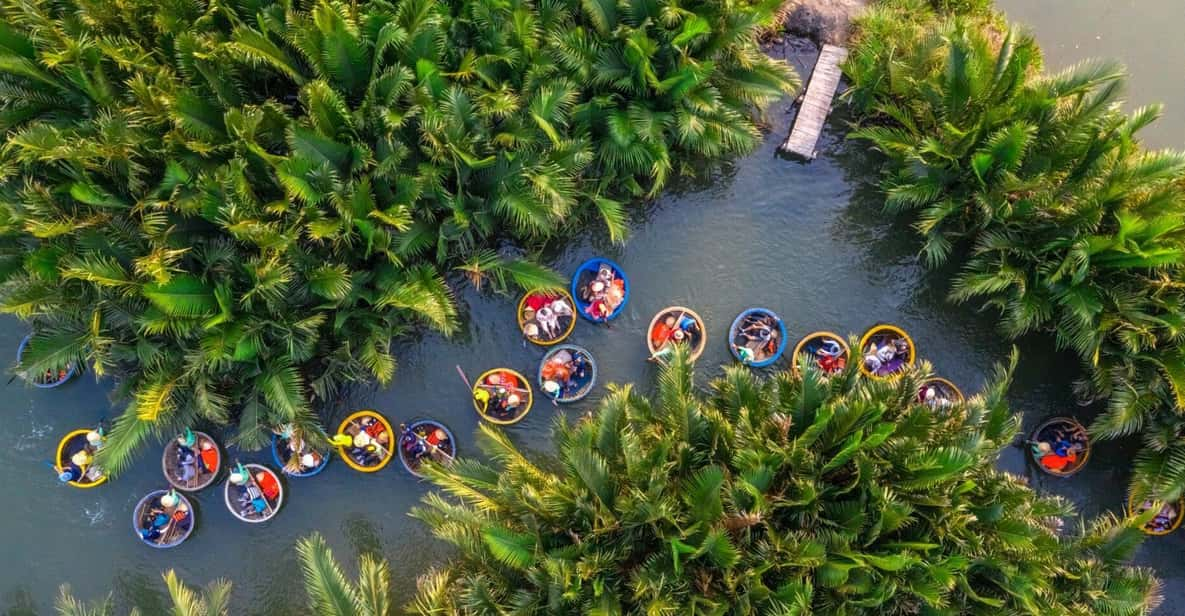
198,440,219,473
254,471,281,501
1034,442,1077,472
651,316,676,348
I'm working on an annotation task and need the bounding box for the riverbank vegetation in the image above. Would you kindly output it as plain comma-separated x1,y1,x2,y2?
844,0,1185,504
0,0,796,473
409,348,1161,614
55,532,392,615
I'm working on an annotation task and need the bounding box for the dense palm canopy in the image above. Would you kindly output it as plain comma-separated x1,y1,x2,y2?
844,0,1185,503
0,0,796,473
54,532,393,615
409,347,1161,614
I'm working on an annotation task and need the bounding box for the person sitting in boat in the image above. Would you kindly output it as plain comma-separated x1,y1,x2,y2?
38,367,69,385
352,432,378,466
536,305,559,339
605,282,625,313
176,437,199,483
1143,501,1180,533
486,393,521,420
597,265,614,284
1049,424,1088,457
651,316,677,348
816,339,846,373
542,380,562,399
571,351,589,380
58,449,93,483
523,322,540,340
1032,441,1078,472
229,467,265,515
542,350,574,383
254,470,281,501
918,386,952,409
734,344,756,364
551,298,574,319
416,427,451,462
651,329,688,361
584,281,610,319
862,352,881,374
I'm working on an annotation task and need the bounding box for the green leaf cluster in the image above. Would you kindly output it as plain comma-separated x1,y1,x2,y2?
409,347,1162,614
845,0,1185,503
0,0,795,473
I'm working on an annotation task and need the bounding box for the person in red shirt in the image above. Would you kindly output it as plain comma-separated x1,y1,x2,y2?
650,316,676,348
1035,441,1078,472
818,353,844,373
426,428,448,447
254,471,281,501
198,441,219,473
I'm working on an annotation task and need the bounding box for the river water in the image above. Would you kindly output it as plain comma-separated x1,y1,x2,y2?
1,43,1182,614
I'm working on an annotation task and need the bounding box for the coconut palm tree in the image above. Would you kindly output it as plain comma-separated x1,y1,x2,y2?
845,4,1185,503
55,571,230,616
409,346,1162,614
296,532,395,616
0,0,795,474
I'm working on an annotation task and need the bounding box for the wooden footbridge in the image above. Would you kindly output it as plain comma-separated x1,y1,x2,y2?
780,44,849,160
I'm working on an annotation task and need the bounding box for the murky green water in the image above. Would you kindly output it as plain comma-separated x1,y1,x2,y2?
1,42,1181,614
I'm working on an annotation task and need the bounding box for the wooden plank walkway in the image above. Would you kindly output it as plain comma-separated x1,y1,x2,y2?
780,44,849,160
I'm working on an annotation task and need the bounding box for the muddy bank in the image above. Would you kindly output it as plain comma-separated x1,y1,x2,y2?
778,0,867,45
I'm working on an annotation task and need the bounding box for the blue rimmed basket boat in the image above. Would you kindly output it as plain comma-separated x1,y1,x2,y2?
728,308,788,368
538,344,597,403
571,258,629,323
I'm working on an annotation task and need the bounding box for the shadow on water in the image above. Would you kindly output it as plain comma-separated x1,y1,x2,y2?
0,45,1181,613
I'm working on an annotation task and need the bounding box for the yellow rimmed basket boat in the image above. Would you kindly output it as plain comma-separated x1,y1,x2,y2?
472,368,533,425
917,377,964,407
647,306,707,362
517,289,577,346
857,324,916,379
55,429,107,488
791,331,850,378
1128,494,1185,536
335,410,396,473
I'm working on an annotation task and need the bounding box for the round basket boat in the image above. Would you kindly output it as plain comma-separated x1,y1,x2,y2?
1029,417,1090,477
335,410,395,473
398,419,457,478
647,306,707,362
857,324,916,379
224,463,284,524
791,331,850,377
132,489,194,549
1128,494,1185,536
162,430,221,492
538,344,597,403
271,431,330,478
16,334,77,389
571,258,629,323
917,377,965,409
472,368,533,425
55,428,107,489
728,308,788,368
517,289,577,346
